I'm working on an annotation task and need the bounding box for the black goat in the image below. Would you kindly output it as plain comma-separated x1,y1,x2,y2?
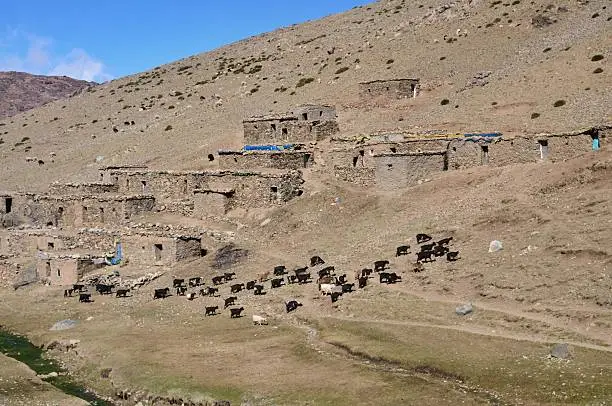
212,276,225,285
285,300,302,313
79,293,92,303
416,250,434,263
421,243,436,252
246,280,257,290
176,286,187,296
437,237,453,246
188,277,202,287
230,283,245,293
153,287,170,299
416,233,432,244
374,260,389,272
230,307,245,318
116,289,130,298
358,276,368,288
224,296,238,308
310,256,325,267
342,283,354,293
297,273,312,284
72,284,85,293
205,306,218,316
96,284,114,295
63,288,74,297
447,251,460,261
271,278,285,288
331,291,342,303
273,265,287,276
173,278,185,288
223,272,236,282
396,245,410,256
254,285,265,295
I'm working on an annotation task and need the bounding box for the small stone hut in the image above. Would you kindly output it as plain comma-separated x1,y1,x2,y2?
359,79,420,99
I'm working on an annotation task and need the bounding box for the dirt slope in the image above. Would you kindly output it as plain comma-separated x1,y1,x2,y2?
0,71,94,120
0,0,610,191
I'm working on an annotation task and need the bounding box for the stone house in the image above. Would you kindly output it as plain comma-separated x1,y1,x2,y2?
243,104,338,144
374,152,448,190
217,150,314,171
359,78,420,99
36,254,104,286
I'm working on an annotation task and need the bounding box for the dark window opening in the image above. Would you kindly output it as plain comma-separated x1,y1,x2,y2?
271,123,276,131
387,163,393,168
303,153,311,168
113,176,118,184
208,154,215,162
56,268,61,277
48,242,55,250
302,113,308,120
270,186,278,193
200,248,208,257
45,261,51,277
46,221,53,226
154,244,163,261
452,147,457,152
282,128,288,136
481,145,489,165
538,139,549,159
352,156,358,167
183,179,188,194
390,147,397,153
319,111,323,117
141,180,147,193
100,173,104,180
359,150,365,156
296,190,304,197
5,197,12,214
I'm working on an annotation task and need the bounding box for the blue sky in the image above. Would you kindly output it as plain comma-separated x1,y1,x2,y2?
0,0,372,82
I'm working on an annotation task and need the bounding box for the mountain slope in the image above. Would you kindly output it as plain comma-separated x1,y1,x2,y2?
0,71,94,119
0,0,609,191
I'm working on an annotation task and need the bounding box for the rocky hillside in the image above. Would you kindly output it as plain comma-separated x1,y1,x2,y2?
0,71,94,119
0,0,609,192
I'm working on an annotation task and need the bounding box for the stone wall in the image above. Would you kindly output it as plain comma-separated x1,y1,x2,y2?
36,257,102,286
333,167,376,187
11,194,155,228
292,105,336,121
374,152,447,190
48,183,119,195
193,190,231,217
359,79,420,99
218,151,314,170
98,165,148,184
0,260,21,288
546,133,598,161
121,235,203,266
110,170,304,213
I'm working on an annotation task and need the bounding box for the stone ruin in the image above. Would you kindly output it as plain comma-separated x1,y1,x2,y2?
243,104,339,144
359,78,420,99
329,125,608,189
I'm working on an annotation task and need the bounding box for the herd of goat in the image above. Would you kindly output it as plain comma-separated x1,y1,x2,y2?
63,233,459,325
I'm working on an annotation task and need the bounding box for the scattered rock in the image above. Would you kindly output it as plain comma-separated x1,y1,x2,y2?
50,319,78,331
550,343,572,360
45,338,80,351
455,303,473,316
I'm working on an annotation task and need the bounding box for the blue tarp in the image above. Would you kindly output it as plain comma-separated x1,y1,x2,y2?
107,241,122,265
243,144,295,151
464,132,502,138
593,138,600,151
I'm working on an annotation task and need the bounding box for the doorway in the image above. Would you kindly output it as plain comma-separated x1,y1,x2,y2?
4,197,12,214
538,139,549,160
154,244,163,261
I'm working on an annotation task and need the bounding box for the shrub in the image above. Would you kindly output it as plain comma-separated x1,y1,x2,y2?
440,99,450,105
386,59,394,64
591,54,604,62
531,113,540,119
593,68,603,74
296,77,315,88
553,100,566,107
164,125,173,131
335,67,349,74
21,137,30,142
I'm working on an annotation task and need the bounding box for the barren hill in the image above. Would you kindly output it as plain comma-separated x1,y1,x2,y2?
0,71,94,120
0,0,611,405
0,0,609,191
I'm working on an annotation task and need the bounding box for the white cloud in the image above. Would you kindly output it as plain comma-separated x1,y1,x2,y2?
0,28,112,82
49,48,113,82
